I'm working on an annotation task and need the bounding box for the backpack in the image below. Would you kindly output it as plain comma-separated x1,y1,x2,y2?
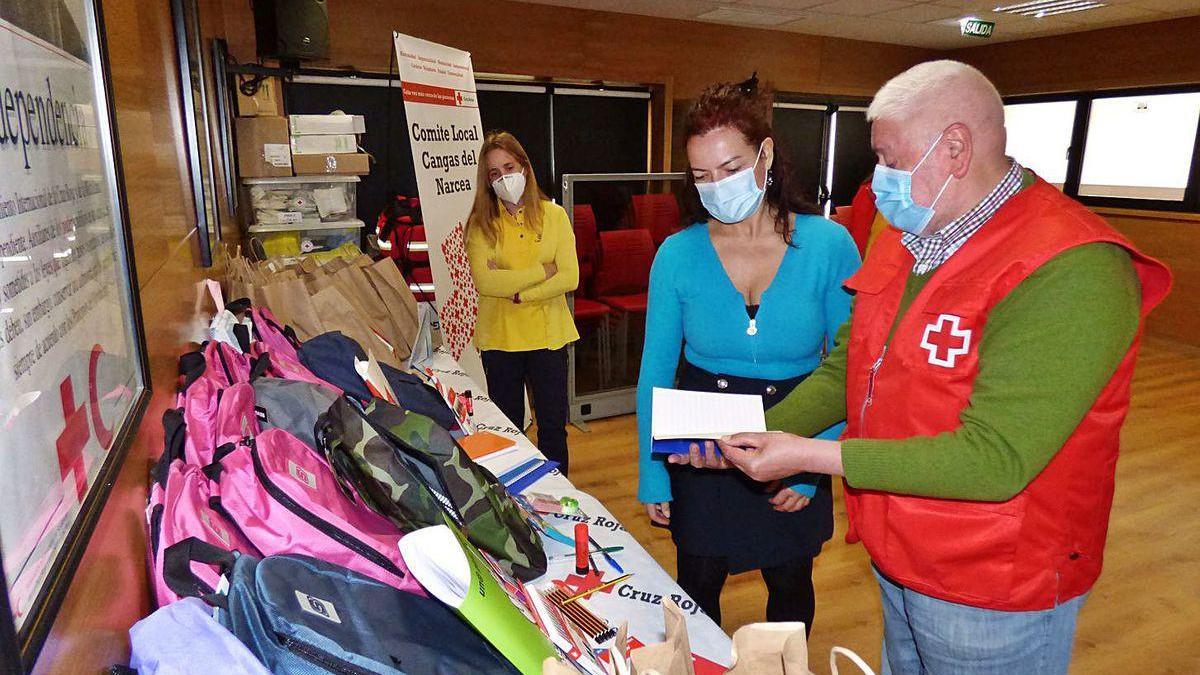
161,539,518,675
207,427,424,595
252,376,341,450
249,306,302,363
317,396,547,581
147,455,258,607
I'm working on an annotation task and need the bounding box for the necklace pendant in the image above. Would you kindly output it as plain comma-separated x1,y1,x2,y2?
747,319,758,336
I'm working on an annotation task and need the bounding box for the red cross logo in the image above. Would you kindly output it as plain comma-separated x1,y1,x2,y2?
920,314,972,368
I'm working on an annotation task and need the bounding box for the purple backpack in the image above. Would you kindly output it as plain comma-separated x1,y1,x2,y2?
208,427,424,595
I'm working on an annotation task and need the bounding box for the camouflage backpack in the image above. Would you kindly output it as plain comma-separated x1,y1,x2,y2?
316,396,547,581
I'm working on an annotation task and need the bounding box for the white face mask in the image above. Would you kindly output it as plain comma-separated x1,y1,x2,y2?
491,171,526,205
694,143,766,224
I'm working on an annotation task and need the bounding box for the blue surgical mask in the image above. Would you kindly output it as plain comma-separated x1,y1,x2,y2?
695,144,766,224
872,132,954,236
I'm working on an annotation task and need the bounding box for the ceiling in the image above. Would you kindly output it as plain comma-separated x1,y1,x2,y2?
517,0,1200,49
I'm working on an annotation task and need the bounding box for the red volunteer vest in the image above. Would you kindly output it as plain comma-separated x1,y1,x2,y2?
842,178,1171,611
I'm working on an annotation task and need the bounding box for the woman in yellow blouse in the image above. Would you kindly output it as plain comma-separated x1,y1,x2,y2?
466,131,580,474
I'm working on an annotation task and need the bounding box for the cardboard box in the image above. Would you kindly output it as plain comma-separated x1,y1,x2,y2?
292,152,370,176
235,76,284,117
236,116,292,177
289,114,366,136
291,134,358,155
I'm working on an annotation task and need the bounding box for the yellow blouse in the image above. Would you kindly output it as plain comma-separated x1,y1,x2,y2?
467,199,581,352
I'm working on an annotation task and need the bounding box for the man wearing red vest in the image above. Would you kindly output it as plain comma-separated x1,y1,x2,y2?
669,61,1171,674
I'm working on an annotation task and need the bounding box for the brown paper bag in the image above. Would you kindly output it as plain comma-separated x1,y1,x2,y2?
363,258,420,359
726,623,812,675
331,266,412,362
261,277,326,340
310,285,376,358
630,599,694,675
310,285,405,370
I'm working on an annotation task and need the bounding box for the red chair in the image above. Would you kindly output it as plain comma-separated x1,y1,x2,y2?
595,229,654,376
630,193,681,247
571,297,613,387
573,205,600,297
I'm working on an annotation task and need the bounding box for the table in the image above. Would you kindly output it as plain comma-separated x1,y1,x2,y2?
424,351,734,669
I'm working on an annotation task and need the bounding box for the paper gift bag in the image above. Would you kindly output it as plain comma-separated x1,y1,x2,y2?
310,285,405,370
330,265,412,361
363,258,420,357
630,599,694,675
261,277,325,340
726,623,811,675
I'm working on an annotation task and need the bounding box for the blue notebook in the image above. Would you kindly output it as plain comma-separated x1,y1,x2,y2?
651,439,724,458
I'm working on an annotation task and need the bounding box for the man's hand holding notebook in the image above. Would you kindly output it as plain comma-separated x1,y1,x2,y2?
650,387,767,459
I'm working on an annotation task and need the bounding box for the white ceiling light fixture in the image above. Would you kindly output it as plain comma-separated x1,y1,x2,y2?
695,5,802,27
993,1,1108,19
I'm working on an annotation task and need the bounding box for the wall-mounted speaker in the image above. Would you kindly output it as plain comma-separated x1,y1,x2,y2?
252,0,329,62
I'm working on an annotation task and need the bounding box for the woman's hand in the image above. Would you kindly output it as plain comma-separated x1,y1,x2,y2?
542,261,558,279
665,441,730,470
487,259,499,270
645,502,671,526
769,485,811,513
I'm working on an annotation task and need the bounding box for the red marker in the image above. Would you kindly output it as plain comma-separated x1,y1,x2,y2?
574,523,590,575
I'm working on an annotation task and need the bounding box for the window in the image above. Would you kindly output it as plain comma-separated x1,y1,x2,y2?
1004,100,1076,188
771,100,876,212
1003,86,1200,212
830,107,876,206
772,103,828,205
1079,92,1200,202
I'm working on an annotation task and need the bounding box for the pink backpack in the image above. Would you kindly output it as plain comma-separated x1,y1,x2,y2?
203,340,252,389
181,381,259,467
208,427,424,595
249,342,340,394
147,459,259,606
250,306,302,363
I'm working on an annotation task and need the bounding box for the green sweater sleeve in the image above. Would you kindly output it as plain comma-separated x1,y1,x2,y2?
764,315,851,436
841,243,1142,501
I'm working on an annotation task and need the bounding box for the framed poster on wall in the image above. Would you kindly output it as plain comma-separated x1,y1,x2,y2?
0,0,149,670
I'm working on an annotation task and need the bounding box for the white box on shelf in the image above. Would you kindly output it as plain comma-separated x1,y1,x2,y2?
291,134,359,155
289,114,366,135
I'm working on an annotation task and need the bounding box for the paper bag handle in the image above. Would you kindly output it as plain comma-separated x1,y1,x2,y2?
830,647,875,675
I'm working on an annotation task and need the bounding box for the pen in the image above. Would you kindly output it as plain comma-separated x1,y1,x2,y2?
589,534,624,574
547,546,624,562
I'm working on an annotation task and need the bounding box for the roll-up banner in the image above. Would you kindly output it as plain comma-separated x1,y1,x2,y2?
394,33,485,388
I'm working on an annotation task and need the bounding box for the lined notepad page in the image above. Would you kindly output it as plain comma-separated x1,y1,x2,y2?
651,387,766,440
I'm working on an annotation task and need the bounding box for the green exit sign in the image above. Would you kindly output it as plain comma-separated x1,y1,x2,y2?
961,18,995,38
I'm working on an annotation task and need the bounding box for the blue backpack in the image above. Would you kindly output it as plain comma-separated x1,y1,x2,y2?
162,538,518,674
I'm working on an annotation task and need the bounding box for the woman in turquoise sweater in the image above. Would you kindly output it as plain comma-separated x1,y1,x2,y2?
636,77,859,629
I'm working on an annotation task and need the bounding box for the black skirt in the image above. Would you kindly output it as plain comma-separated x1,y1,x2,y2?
668,361,834,573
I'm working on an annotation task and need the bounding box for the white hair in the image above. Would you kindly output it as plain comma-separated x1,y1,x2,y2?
867,60,1003,125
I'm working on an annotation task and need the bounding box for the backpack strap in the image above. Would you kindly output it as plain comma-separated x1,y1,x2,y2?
161,537,236,608
249,353,273,381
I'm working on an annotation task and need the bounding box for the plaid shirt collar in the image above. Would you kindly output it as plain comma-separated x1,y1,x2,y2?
902,160,1024,275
